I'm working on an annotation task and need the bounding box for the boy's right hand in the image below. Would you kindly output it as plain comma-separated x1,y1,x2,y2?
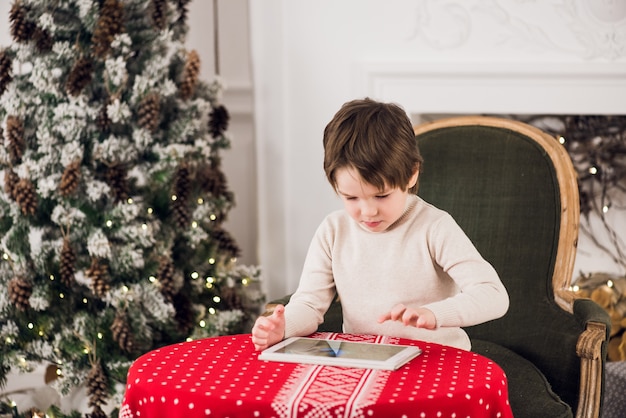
251,304,286,351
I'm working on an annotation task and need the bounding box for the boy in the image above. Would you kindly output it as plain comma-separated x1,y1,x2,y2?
251,98,509,351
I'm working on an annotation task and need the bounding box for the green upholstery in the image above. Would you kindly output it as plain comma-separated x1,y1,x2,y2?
414,122,610,417
269,117,610,418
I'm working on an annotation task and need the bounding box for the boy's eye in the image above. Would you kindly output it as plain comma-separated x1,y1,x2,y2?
376,194,389,199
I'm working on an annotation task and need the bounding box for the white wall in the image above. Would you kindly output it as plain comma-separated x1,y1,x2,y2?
250,0,626,300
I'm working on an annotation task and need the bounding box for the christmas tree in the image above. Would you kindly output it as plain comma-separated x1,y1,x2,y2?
0,0,263,416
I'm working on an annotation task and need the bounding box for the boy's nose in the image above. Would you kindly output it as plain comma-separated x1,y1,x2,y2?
361,201,378,217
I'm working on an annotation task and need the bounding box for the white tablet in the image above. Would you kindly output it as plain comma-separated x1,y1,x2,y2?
258,337,422,370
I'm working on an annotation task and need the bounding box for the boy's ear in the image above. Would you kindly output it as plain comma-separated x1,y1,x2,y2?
408,167,419,189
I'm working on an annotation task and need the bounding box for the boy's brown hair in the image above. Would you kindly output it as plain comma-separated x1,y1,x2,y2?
323,98,424,194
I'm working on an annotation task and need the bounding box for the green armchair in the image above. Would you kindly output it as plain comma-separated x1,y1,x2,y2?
268,116,610,418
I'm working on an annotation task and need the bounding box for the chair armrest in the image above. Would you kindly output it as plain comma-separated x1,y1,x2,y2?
573,299,611,418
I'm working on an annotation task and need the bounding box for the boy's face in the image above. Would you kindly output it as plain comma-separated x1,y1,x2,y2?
335,167,417,233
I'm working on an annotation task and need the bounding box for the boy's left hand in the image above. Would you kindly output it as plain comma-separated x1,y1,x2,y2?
377,304,437,329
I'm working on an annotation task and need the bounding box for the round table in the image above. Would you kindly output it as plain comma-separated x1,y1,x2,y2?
119,332,513,418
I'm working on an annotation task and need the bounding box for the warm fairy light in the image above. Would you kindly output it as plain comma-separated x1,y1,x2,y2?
149,276,156,283
209,214,217,221
147,207,154,214
2,253,8,260
83,298,88,304
197,198,204,204
603,205,609,213
558,136,566,144
208,307,216,314
5,337,12,344
571,285,580,292
199,320,206,328
98,332,103,339
242,277,249,286
59,293,65,299
213,296,221,303
106,220,113,228
192,221,198,228
608,280,614,288
208,258,215,264
83,347,90,354
589,166,598,175
27,323,34,329
171,194,177,201
142,223,148,230
186,337,193,342
38,330,44,336
56,368,62,376
127,198,134,204
49,275,54,281
191,271,199,279
123,285,129,292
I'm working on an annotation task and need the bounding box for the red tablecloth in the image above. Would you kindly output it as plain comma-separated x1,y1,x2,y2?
119,332,513,418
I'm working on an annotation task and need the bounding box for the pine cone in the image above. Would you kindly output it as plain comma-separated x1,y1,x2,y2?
208,105,230,138
212,227,241,259
0,49,13,96
111,310,135,352
66,56,94,97
179,50,200,100
6,115,25,163
8,276,32,311
151,0,168,31
60,238,76,287
173,293,195,335
220,286,244,311
96,102,111,133
9,1,34,43
86,362,109,409
60,161,81,197
4,169,19,200
92,0,125,58
137,92,160,132
157,256,175,301
86,258,110,298
198,163,228,197
34,27,53,52
105,164,129,203
14,178,38,215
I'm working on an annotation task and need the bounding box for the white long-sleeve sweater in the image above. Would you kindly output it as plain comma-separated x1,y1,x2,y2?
284,194,509,350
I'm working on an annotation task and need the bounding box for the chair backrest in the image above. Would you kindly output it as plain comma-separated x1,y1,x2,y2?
414,116,582,409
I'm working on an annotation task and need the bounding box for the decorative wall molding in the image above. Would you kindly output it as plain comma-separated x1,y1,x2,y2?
407,0,626,60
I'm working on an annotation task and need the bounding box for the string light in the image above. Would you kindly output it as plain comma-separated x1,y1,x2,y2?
49,274,55,281
208,258,215,265
106,220,113,228
213,296,220,303
558,135,566,145
199,320,206,328
59,293,65,299
589,166,598,175
147,207,154,214
208,307,216,314
98,332,103,339
171,194,177,201
209,214,217,221
127,198,134,204
149,276,156,283
28,323,34,329
191,271,199,280
83,298,88,304
242,277,249,286
2,253,9,260
191,221,198,228
607,280,614,288
142,223,148,230
197,198,204,204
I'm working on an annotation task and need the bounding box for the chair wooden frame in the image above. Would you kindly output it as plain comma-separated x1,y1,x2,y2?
413,116,608,418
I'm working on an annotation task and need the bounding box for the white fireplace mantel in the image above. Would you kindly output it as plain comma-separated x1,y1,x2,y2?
355,61,626,116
